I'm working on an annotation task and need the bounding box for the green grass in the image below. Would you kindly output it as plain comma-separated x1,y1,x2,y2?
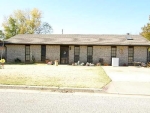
0,66,111,88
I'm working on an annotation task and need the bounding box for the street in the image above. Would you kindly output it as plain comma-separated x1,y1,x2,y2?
0,89,150,113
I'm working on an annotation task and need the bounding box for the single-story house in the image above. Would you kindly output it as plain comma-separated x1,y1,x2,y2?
2,34,150,65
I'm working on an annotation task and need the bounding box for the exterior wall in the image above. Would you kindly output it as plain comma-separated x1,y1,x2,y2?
80,46,87,63
6,45,25,62
117,46,128,66
46,45,60,63
5,44,148,65
69,46,74,64
134,46,147,63
93,46,111,64
30,45,41,62
0,46,6,59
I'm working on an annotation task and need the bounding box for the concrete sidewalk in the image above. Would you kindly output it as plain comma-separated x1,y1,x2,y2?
102,66,150,95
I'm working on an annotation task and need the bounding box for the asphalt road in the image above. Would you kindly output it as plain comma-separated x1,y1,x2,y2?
0,89,150,113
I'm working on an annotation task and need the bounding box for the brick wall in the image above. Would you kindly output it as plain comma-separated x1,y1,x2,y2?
117,46,128,66
93,46,111,64
6,45,25,62
5,45,148,65
46,45,60,63
134,46,148,63
30,45,41,62
80,46,87,63
69,46,74,64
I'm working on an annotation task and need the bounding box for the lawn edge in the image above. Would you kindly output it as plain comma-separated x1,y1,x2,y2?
0,85,103,93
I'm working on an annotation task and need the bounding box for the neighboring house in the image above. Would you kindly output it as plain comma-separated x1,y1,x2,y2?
4,34,150,65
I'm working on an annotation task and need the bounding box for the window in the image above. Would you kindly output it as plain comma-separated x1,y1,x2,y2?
87,46,93,63
128,47,134,64
25,45,30,61
41,45,46,61
111,46,117,58
74,46,80,62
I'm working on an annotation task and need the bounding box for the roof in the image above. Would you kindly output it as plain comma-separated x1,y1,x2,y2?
5,34,150,46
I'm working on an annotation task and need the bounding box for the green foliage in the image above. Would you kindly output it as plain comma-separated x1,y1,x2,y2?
14,58,21,63
2,8,52,39
141,17,150,41
0,30,5,39
2,17,18,39
32,55,35,63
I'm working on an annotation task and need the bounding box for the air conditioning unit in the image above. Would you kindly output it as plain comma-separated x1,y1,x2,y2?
112,58,119,66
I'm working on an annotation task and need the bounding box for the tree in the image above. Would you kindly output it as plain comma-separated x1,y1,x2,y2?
2,8,52,39
2,17,18,38
141,16,150,41
35,22,53,34
0,30,5,39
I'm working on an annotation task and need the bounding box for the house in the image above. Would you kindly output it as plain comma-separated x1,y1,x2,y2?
3,34,150,65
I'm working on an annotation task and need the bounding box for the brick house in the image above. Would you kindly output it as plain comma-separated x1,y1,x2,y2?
3,34,150,65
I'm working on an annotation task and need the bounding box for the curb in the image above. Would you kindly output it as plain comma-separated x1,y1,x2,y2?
0,85,104,93
1,85,150,96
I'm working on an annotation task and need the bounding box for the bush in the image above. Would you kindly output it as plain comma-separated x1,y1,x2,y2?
32,55,35,63
14,58,21,63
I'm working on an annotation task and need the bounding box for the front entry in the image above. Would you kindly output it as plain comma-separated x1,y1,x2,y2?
60,46,69,64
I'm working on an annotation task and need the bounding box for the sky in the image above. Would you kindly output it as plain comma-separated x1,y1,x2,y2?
0,0,150,34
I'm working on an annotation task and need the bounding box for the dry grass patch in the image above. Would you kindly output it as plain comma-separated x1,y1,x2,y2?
0,65,111,88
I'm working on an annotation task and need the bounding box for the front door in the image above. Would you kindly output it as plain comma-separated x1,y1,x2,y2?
60,46,69,64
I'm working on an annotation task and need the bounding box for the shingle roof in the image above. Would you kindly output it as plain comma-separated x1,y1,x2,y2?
5,34,150,46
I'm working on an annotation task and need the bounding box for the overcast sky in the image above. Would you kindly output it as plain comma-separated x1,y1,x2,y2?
0,0,150,34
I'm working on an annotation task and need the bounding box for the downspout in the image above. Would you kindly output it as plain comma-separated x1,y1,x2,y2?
148,46,150,62
147,47,148,62
4,45,7,62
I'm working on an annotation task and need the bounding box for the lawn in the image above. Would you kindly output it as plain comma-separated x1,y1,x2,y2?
0,65,111,88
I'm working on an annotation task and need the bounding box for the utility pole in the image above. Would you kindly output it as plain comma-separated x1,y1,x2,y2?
62,29,63,34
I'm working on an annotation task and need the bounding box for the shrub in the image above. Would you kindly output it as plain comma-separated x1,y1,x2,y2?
32,55,35,63
14,58,21,63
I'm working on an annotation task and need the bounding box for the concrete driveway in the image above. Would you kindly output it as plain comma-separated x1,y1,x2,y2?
102,66,150,95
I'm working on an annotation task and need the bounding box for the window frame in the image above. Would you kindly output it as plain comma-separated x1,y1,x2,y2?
128,46,134,65
87,46,93,63
25,45,30,62
74,46,80,62
41,45,46,61
111,46,117,58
